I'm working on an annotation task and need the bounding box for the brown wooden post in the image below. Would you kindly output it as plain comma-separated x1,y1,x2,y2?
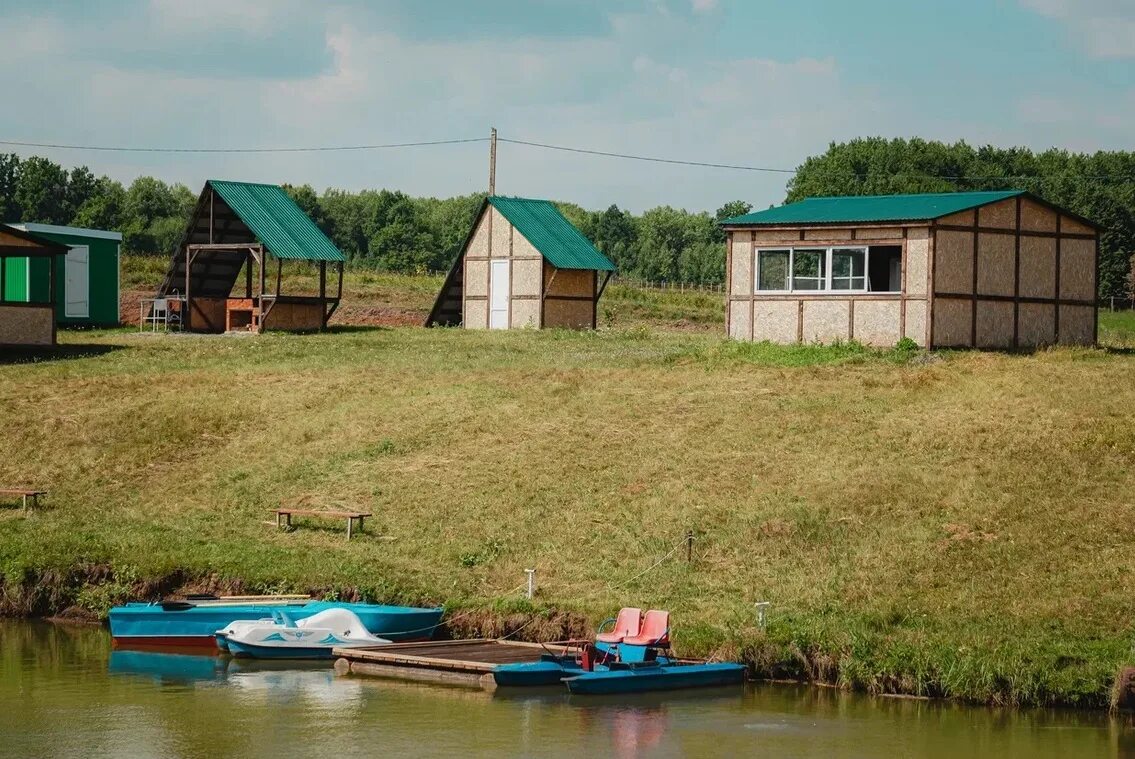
0,253,6,301
209,189,215,244
185,246,191,331
276,257,282,297
319,260,327,330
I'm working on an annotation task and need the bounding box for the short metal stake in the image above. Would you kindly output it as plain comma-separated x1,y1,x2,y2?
755,601,771,629
524,569,536,600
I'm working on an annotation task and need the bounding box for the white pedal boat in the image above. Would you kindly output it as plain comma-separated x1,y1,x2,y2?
215,608,391,659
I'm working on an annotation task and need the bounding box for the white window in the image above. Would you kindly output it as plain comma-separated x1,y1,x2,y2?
755,245,900,294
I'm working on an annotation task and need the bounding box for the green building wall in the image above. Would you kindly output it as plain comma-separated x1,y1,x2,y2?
3,228,120,326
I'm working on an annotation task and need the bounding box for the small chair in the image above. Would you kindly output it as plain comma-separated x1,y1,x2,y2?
623,610,669,648
595,607,642,644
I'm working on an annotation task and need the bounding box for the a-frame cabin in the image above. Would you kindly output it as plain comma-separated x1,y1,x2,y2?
427,196,615,330
154,180,346,333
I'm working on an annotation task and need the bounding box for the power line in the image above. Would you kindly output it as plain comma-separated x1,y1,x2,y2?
498,136,797,174
2,132,1133,184
0,137,488,154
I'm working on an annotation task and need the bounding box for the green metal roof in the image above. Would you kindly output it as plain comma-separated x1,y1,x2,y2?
208,180,345,262
722,190,1027,226
488,196,615,271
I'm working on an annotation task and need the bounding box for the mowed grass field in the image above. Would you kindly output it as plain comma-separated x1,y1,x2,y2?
3,267,1135,707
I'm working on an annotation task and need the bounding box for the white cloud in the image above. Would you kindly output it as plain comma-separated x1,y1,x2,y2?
691,0,719,13
1020,0,1135,57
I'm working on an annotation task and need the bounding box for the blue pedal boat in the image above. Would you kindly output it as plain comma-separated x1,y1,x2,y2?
109,596,443,649
562,661,746,695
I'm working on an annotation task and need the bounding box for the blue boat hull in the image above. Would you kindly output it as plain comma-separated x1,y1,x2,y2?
563,663,746,695
493,657,585,687
110,601,443,648
225,639,336,660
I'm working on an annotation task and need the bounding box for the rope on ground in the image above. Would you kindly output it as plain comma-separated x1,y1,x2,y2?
606,537,687,591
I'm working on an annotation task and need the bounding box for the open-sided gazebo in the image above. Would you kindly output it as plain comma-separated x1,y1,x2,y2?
0,225,65,347
153,180,345,333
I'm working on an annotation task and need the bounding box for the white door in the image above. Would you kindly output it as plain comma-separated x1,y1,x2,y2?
64,245,90,318
489,259,509,329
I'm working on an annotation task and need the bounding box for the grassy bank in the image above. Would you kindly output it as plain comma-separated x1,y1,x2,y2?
5,289,1135,708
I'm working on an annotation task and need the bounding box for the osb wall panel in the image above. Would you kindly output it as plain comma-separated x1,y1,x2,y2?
939,209,975,226
543,298,593,329
730,236,752,295
1019,236,1056,299
933,230,974,293
489,207,510,258
754,231,794,244
904,300,928,347
510,298,540,328
1020,198,1057,233
0,305,52,345
1018,303,1055,347
753,301,798,343
1061,216,1095,235
728,300,751,340
189,297,226,332
975,300,1014,349
932,299,972,347
861,228,904,240
976,232,1015,297
804,229,852,241
1058,305,1095,346
544,265,593,297
513,230,541,260
905,231,929,297
852,300,901,347
464,298,488,329
802,300,850,344
512,258,542,298
467,211,490,260
265,302,323,331
465,259,488,297
978,198,1016,229
1060,239,1095,301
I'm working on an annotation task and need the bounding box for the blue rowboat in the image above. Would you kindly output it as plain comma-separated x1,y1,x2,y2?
109,599,443,648
562,662,746,695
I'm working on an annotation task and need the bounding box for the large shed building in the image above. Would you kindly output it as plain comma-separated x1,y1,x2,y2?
5,223,122,327
719,191,1099,349
427,196,616,330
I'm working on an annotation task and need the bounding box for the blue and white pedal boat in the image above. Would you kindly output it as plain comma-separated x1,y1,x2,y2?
218,608,391,659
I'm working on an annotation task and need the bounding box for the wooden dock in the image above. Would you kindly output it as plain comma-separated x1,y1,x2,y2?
333,639,581,689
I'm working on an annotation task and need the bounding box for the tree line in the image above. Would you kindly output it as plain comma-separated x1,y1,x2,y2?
3,140,1132,294
789,138,1135,297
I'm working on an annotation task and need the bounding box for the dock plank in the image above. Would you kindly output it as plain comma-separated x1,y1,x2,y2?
334,639,583,683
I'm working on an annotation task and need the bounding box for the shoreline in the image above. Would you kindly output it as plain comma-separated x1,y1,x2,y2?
2,565,1131,713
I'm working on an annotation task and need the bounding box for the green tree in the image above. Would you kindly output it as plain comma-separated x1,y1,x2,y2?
14,156,68,224
71,177,126,231
0,153,21,222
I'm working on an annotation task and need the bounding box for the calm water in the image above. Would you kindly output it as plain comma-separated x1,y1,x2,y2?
2,620,1133,758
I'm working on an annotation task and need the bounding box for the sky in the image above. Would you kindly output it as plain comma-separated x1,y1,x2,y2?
1,0,1133,213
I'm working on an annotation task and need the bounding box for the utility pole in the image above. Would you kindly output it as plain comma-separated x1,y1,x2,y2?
489,127,497,195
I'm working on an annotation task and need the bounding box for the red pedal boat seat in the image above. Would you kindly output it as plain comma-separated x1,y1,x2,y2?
623,609,669,647
595,607,642,644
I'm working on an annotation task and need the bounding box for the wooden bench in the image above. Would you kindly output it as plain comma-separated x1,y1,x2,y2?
0,488,46,511
273,508,371,540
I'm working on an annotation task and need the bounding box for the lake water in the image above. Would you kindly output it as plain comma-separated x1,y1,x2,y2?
2,620,1132,758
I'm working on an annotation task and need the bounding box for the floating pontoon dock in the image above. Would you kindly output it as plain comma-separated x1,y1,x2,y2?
333,639,582,689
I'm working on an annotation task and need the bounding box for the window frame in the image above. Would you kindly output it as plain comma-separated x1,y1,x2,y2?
754,245,901,295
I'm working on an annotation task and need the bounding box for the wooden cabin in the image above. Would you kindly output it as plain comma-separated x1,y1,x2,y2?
0,225,65,347
427,196,616,330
